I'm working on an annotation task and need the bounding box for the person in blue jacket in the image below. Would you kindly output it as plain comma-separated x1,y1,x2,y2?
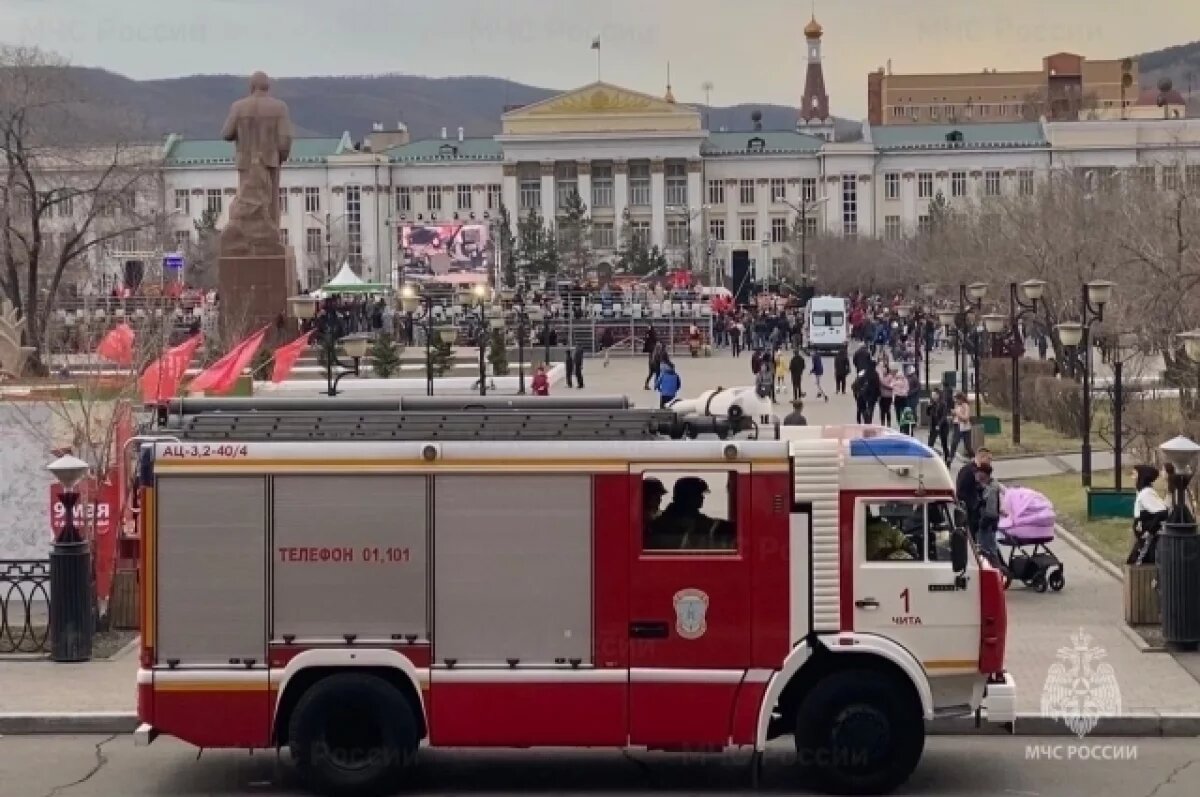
655,361,682,408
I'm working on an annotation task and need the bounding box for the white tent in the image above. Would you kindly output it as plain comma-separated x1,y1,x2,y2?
316,262,389,296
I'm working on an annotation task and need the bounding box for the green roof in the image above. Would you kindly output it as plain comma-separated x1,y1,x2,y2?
702,131,825,156
869,123,1046,150
387,138,503,163
164,135,345,165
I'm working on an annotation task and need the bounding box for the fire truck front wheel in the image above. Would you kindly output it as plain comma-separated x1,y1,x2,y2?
288,672,419,797
793,669,925,795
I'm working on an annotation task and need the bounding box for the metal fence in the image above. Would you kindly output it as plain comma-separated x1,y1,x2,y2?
0,560,50,654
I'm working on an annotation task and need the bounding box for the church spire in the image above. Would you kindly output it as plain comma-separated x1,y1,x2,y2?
664,62,676,103
799,10,830,125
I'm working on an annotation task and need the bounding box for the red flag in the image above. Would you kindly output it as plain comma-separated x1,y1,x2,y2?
96,323,135,366
140,334,203,404
188,326,269,396
271,330,314,383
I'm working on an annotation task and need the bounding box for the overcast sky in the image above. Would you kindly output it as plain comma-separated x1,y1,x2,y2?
2,0,1194,119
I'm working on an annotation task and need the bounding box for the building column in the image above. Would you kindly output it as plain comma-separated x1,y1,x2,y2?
687,160,703,257
724,179,738,260
540,161,556,228
502,164,518,235
613,160,629,238
577,161,592,213
650,159,666,250
757,177,772,279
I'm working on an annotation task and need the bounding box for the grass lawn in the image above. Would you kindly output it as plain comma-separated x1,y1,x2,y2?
1005,470,1130,566
978,403,1083,458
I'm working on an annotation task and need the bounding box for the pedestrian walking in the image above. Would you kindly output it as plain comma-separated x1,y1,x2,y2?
950,392,975,460
775,347,789,392
655,361,682,408
810,350,827,401
834,347,851,394
878,368,895,426
644,341,663,390
975,465,1004,567
926,388,952,463
756,360,776,404
730,320,743,357
789,349,807,401
600,327,614,368
531,365,550,396
571,344,585,389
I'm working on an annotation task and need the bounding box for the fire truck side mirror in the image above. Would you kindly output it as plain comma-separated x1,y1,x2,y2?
950,529,969,576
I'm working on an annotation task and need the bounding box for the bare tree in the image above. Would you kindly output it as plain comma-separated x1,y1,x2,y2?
0,46,160,374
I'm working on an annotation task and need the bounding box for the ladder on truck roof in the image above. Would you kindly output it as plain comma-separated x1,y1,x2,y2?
163,409,700,442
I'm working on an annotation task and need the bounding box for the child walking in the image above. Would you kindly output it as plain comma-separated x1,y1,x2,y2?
898,403,917,436
810,350,827,401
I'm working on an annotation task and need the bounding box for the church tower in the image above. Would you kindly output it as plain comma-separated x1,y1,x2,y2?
798,15,834,140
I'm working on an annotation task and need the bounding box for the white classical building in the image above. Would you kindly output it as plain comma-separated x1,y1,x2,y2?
156,91,1200,291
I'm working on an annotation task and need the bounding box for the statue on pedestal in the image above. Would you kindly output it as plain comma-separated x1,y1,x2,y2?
219,72,293,257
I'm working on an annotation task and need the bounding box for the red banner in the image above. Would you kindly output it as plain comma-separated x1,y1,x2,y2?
50,478,121,603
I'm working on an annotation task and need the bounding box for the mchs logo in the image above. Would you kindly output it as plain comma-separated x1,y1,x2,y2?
1040,629,1122,738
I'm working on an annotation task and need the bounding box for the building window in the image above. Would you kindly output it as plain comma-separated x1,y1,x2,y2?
1186,165,1200,189
1018,170,1035,196
174,189,190,214
173,230,190,249
917,172,933,199
628,161,651,206
279,188,288,215
739,179,755,206
951,171,967,198
884,215,902,240
306,227,322,255
1162,166,1181,191
709,218,725,242
707,179,725,205
592,222,614,249
345,185,362,268
918,215,932,234
304,187,320,214
740,217,756,242
666,219,689,247
206,188,222,215
592,164,613,208
770,178,786,203
984,170,1002,197
665,161,688,206
801,177,817,203
771,217,788,243
487,184,502,210
804,216,818,238
457,184,473,211
426,186,442,212
884,173,900,200
279,227,289,248
519,178,540,210
1134,166,1157,189
628,220,650,245
556,162,579,209
841,175,857,238
396,186,412,213
56,192,74,218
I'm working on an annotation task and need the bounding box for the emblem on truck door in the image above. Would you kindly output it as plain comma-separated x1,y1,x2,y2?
673,588,709,640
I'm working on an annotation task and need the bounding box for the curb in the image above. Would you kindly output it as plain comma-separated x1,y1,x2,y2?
1052,522,1123,581
928,712,1200,736
0,712,138,735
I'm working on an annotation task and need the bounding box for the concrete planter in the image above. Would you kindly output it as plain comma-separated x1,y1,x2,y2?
1087,487,1136,520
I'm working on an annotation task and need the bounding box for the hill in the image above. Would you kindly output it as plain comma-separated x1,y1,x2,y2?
20,67,855,143
1137,39,1200,113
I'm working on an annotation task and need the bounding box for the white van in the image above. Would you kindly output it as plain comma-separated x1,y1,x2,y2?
805,296,849,352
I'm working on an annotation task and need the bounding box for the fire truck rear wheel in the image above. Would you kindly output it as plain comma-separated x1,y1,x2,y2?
793,669,925,795
288,672,419,797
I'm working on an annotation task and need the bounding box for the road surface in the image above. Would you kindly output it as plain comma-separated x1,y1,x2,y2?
1,735,1197,796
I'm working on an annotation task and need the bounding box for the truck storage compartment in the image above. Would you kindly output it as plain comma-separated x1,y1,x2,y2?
155,476,267,665
272,475,429,641
433,475,592,665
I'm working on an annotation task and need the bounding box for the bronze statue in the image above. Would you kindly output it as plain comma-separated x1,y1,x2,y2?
219,71,293,256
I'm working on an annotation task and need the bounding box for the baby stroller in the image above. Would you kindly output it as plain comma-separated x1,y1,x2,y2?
997,486,1064,593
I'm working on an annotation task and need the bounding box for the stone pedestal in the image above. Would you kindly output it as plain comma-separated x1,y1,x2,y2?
218,253,293,339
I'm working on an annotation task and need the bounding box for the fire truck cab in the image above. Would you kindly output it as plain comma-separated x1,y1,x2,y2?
133,396,1014,796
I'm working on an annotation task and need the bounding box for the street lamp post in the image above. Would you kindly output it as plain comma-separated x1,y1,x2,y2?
937,308,958,392
1056,280,1114,488
287,296,370,396
459,284,493,396
959,282,988,418
400,284,457,396
920,283,939,394
1158,432,1200,647
47,455,94,662
990,279,1045,446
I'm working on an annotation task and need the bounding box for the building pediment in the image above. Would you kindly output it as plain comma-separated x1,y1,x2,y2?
502,82,702,136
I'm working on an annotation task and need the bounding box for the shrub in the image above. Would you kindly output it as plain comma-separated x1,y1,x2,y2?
369,333,401,379
488,328,509,376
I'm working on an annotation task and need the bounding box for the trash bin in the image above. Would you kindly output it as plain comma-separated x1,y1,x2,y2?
942,371,957,390
1158,523,1200,647
917,397,931,428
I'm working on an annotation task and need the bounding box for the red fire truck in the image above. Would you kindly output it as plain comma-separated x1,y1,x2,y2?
133,396,1014,796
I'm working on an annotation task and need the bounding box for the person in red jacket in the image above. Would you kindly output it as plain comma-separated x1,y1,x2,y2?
531,365,550,395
